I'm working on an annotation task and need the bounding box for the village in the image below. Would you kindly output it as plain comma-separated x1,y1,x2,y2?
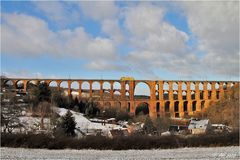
1,93,232,139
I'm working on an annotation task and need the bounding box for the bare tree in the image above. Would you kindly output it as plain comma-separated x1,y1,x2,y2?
37,101,51,130
1,90,22,133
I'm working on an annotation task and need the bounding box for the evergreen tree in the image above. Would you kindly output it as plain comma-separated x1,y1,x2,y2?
34,82,51,104
78,100,85,113
59,110,76,136
74,97,79,106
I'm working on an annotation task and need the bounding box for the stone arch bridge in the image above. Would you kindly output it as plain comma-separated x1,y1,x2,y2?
1,78,238,119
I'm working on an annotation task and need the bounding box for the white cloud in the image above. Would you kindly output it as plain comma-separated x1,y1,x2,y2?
2,2,238,80
1,70,44,79
124,3,165,37
85,60,129,72
123,3,193,77
1,13,55,56
32,1,80,28
1,70,62,79
1,13,119,69
124,3,189,53
79,1,118,21
102,19,124,43
180,1,239,77
120,2,239,79
79,1,124,44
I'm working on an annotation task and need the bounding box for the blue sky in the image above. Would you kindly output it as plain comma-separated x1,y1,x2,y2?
1,1,239,81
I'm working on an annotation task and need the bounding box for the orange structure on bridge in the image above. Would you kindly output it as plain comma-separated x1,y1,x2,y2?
1,77,238,119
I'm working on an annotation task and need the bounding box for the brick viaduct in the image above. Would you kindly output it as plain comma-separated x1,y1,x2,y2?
1,78,238,119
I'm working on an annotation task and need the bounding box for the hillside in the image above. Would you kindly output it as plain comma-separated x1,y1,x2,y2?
200,84,239,128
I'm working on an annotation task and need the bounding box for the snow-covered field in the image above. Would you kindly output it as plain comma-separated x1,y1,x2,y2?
1,146,239,160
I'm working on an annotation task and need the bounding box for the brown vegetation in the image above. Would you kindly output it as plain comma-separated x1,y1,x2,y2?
1,131,239,150
194,84,239,128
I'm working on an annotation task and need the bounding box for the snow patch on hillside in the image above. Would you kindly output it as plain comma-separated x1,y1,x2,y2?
57,108,123,135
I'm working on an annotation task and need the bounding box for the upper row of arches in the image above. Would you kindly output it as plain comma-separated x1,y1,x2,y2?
3,79,236,93
156,82,235,91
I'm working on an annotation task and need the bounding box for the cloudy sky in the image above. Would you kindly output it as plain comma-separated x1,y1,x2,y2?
1,1,239,81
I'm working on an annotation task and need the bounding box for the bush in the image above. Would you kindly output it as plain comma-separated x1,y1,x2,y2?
103,108,117,119
1,131,239,150
116,111,130,121
143,116,156,134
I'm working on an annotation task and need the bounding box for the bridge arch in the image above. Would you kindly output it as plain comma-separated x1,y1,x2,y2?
155,82,159,90
113,90,121,99
113,81,121,90
215,82,220,90
2,80,15,90
92,81,101,97
191,91,195,100
81,81,90,90
135,102,149,115
201,101,205,109
223,82,227,90
183,101,188,112
182,82,187,90
92,81,100,90
164,101,170,112
48,81,59,95
81,81,90,97
103,81,111,99
199,82,203,90
60,81,68,96
134,82,150,100
155,91,159,100
39,80,46,84
71,81,79,97
173,90,178,100
125,91,130,100
48,80,57,88
114,101,121,110
156,102,160,113
49,81,57,87
173,82,178,90
182,91,187,100
103,81,111,90
174,101,179,112
190,82,195,90
174,101,180,117
192,101,197,111
163,90,169,100
207,82,211,90
16,80,24,89
125,83,129,91
163,82,169,90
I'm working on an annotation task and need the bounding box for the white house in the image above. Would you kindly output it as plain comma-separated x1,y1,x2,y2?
188,119,212,135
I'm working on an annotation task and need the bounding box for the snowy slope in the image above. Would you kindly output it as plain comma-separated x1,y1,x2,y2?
57,108,124,135
6,107,123,135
